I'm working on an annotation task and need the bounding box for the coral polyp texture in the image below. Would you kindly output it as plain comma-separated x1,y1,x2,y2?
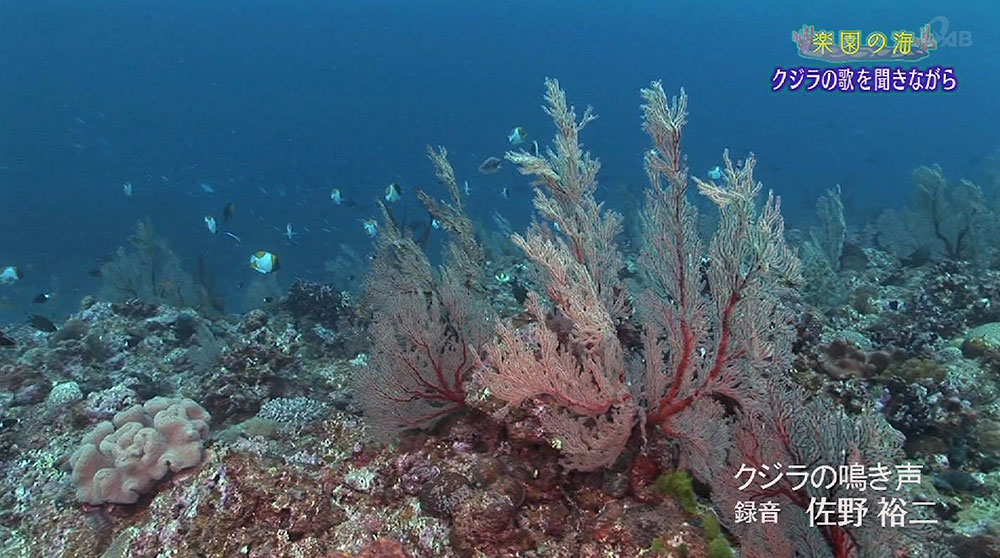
68,397,211,504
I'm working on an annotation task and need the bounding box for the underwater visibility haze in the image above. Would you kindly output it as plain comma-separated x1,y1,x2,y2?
1,1,999,557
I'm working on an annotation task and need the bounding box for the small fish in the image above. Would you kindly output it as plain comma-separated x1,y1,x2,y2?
500,187,509,199
249,251,280,274
199,182,216,194
0,329,14,347
431,219,442,230
222,202,235,222
285,223,297,240
330,188,343,205
33,293,52,303
478,156,502,174
530,140,541,157
463,180,472,197
224,231,242,244
204,215,218,234
28,315,58,333
707,166,722,180
901,247,930,268
508,126,527,145
362,218,378,238
510,278,528,305
0,265,21,285
122,181,133,197
385,182,403,203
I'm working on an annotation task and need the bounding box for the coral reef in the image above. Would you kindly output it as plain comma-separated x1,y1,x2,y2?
9,80,1000,558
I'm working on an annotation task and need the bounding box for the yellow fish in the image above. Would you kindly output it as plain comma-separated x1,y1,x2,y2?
249,251,280,274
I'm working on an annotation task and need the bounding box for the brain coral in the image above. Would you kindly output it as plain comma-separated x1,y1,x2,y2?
69,396,211,505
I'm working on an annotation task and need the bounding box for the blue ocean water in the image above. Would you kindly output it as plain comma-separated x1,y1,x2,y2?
0,0,995,323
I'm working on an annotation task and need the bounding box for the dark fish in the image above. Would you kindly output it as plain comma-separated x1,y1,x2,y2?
88,254,112,278
33,293,52,304
27,315,57,332
0,329,14,347
901,247,930,268
222,202,235,222
478,156,502,174
510,279,528,305
619,265,639,280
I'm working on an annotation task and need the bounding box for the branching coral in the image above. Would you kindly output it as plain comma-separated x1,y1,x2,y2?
470,80,949,556
99,219,207,309
354,147,493,437
876,165,995,263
